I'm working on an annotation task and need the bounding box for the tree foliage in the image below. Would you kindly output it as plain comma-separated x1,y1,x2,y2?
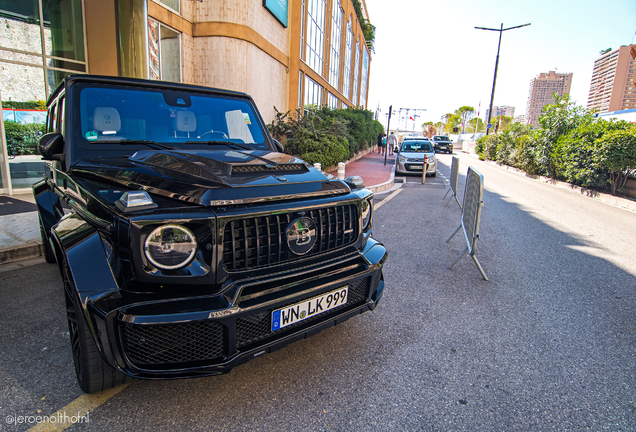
455,106,475,132
474,94,636,196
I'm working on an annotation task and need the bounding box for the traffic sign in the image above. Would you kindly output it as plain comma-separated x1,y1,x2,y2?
487,123,492,129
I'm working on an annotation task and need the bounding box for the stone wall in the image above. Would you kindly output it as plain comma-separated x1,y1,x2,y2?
0,18,50,102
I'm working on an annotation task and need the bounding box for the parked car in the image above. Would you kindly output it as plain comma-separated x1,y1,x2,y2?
396,139,437,176
432,135,453,153
33,75,388,393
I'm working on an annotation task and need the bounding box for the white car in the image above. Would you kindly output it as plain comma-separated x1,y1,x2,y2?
396,139,437,176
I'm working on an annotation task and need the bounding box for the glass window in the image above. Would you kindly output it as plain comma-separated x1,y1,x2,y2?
328,0,342,89
359,48,369,109
48,102,58,133
58,96,65,134
148,18,181,82
352,40,360,106
305,0,325,75
0,0,88,94
155,0,179,13
300,0,305,60
343,17,352,100
328,92,339,109
78,85,267,149
304,76,322,109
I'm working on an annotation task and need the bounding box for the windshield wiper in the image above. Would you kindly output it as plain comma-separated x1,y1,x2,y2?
185,140,232,146
118,140,178,150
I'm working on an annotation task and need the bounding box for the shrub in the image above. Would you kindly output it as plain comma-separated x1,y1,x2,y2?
595,127,636,195
3,121,45,156
267,106,382,167
298,135,349,168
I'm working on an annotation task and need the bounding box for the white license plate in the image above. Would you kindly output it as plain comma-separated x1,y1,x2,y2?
271,286,348,331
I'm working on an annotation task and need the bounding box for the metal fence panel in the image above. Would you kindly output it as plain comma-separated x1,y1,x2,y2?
443,156,461,208
446,166,487,280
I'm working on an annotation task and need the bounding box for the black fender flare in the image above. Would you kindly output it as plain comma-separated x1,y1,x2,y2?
52,213,122,367
32,179,63,250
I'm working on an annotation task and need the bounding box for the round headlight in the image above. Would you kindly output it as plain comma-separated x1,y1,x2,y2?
144,225,197,270
361,199,372,229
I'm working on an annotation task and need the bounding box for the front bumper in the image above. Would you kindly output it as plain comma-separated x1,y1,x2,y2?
87,239,387,379
434,143,453,152
396,159,437,175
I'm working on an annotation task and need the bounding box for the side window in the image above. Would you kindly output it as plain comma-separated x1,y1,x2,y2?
48,102,57,133
57,96,65,135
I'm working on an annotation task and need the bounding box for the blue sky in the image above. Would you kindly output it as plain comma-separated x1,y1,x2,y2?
365,0,636,127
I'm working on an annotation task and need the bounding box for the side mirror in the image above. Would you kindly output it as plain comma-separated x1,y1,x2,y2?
39,133,64,160
272,139,284,153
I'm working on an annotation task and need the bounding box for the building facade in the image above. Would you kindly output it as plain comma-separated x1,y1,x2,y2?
525,71,573,128
0,0,372,194
485,105,515,121
587,45,636,113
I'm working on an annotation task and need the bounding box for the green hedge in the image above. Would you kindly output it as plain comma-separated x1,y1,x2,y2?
474,95,636,195
268,106,384,168
3,121,45,156
2,100,46,110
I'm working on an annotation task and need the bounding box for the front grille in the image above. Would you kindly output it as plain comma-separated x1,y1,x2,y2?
121,321,226,366
235,276,371,349
222,204,358,270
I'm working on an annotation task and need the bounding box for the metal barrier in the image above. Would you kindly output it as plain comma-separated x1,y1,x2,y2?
443,156,461,208
446,166,488,280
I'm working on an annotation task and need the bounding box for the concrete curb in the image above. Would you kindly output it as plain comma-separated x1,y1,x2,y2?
0,242,44,265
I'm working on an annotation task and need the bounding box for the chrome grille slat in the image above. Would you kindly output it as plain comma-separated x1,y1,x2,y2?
222,204,359,270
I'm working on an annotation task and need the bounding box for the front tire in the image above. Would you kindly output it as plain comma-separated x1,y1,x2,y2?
63,261,129,393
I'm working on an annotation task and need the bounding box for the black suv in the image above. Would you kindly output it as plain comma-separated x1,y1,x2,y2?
432,135,453,153
34,75,387,393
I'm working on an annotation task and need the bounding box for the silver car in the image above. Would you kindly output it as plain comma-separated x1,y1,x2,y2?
396,139,437,176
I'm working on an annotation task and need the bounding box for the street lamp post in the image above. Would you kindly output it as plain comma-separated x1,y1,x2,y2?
475,22,530,135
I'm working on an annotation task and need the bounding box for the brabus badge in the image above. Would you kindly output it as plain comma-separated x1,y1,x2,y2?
286,217,317,255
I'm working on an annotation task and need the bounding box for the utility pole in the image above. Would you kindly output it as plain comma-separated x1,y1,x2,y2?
475,22,530,135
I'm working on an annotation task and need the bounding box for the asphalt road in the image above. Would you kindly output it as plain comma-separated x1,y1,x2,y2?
1,154,635,431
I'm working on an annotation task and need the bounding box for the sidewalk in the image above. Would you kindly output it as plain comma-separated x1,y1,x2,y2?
327,149,396,193
0,192,43,265
0,151,395,265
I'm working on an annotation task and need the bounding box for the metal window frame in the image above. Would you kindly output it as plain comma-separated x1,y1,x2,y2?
0,0,88,195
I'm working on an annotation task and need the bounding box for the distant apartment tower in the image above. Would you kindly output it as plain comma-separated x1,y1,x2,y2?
526,71,573,127
485,105,516,120
587,45,636,113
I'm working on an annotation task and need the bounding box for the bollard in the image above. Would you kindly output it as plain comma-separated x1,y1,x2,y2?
338,162,345,180
313,162,321,171
422,156,428,184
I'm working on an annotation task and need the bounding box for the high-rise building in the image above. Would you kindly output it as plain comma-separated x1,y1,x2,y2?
485,105,516,121
526,71,573,128
587,45,636,113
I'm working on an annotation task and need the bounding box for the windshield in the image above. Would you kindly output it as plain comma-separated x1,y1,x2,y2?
78,85,267,149
401,141,433,152
433,136,449,141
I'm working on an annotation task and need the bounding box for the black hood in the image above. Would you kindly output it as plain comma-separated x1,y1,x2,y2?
71,149,350,206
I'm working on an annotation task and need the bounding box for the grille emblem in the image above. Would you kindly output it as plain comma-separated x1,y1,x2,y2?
274,175,288,182
286,217,317,255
